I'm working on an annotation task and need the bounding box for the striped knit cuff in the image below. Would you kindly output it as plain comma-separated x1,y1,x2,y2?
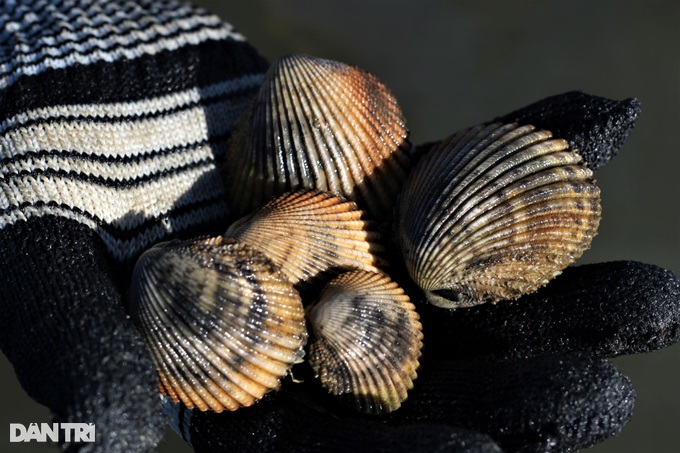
1,0,268,263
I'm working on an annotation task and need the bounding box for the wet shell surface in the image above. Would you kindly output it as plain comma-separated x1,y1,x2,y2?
224,53,412,220
129,236,307,412
306,270,423,414
396,123,601,308
225,190,385,285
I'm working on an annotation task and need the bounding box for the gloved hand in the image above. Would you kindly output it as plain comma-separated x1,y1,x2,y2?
170,95,680,453
0,2,677,453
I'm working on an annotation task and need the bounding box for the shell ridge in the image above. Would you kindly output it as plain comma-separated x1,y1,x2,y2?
398,120,602,307
423,159,593,266
273,67,304,192
426,162,597,263
225,54,411,219
416,131,567,265
130,238,308,412
224,191,383,284
284,58,339,193
307,271,422,414
143,252,297,408
422,177,600,287
295,57,360,198
402,123,515,274
413,138,585,278
141,289,245,411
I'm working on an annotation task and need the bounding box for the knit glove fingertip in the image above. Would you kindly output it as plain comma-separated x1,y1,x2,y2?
494,91,641,170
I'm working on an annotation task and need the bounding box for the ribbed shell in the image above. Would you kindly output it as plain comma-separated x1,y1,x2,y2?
396,123,601,308
225,53,411,220
306,270,423,414
129,236,307,412
225,191,385,284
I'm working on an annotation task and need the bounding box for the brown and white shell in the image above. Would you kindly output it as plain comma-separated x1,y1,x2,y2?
396,123,601,308
306,270,423,414
224,53,412,220
225,190,385,285
128,236,307,412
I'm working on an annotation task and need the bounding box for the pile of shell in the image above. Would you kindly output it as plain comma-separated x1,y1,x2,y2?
128,54,601,415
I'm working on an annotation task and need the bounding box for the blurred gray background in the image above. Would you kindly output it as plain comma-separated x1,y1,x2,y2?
2,1,677,452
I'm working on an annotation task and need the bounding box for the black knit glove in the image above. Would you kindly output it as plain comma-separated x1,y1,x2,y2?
1,2,678,453
169,94,680,453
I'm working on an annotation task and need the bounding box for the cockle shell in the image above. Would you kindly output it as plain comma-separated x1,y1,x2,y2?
128,236,307,412
224,53,412,220
396,123,601,308
225,190,385,284
306,270,423,414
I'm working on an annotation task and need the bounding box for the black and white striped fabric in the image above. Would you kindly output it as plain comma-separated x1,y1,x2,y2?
0,1,267,451
1,0,267,261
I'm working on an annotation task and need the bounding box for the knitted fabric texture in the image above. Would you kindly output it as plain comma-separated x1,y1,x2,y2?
1,0,268,261
0,1,267,451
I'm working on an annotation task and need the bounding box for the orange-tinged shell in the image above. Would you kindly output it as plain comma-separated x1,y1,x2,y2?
306,270,423,414
396,123,601,308
129,236,307,412
224,53,411,220
225,190,385,284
